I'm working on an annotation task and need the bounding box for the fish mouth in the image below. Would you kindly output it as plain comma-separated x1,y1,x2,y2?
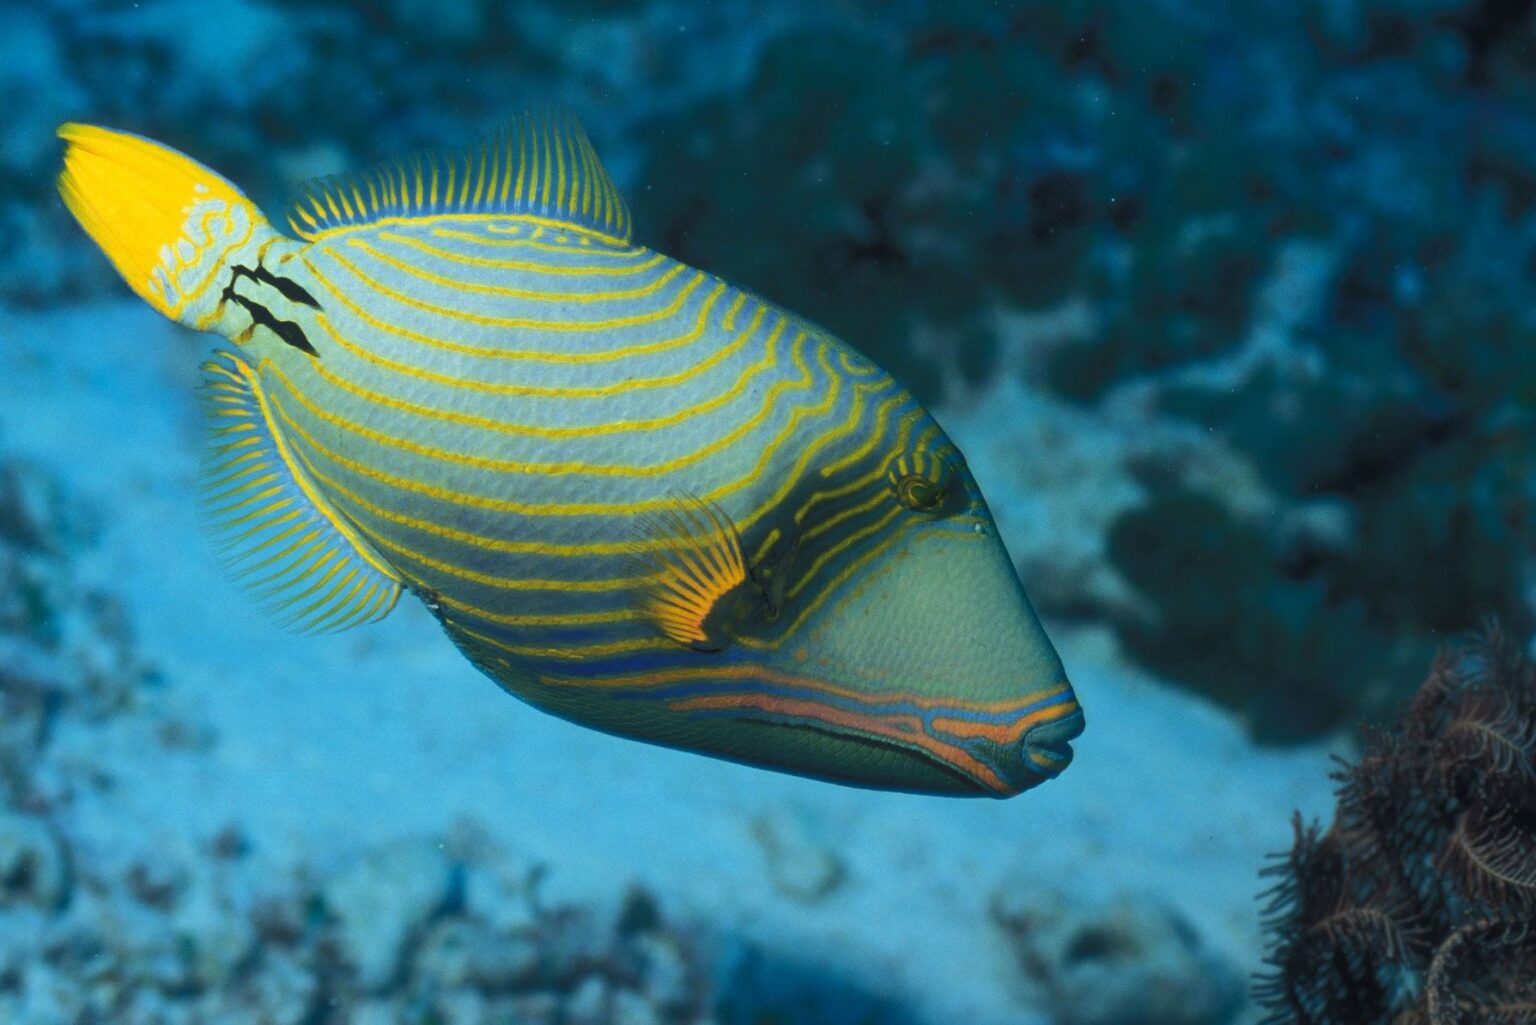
1020,706,1085,779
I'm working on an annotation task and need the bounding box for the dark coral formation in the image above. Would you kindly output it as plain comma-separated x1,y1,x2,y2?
1256,633,1536,1024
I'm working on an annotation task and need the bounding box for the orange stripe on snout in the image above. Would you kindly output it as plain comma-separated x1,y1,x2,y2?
930,696,1080,745
554,660,1072,716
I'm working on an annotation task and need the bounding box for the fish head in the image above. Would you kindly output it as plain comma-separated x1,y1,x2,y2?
645,432,1082,798
748,453,1081,797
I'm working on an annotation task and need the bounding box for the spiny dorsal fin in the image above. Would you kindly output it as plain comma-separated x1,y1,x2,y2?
198,351,403,633
287,107,631,244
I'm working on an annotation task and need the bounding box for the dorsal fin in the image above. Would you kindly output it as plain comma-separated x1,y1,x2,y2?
198,351,403,633
286,107,631,244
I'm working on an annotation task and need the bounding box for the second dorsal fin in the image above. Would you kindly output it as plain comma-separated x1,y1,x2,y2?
287,107,631,244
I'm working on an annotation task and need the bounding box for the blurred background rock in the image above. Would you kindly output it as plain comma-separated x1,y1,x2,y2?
6,0,1535,743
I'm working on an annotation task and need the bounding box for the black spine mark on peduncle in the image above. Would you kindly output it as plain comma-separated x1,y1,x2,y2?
221,262,320,356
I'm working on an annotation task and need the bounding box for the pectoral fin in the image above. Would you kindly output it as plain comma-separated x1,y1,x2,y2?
631,497,774,652
198,351,402,632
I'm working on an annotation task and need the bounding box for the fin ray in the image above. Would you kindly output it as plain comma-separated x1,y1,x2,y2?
632,496,762,651
198,351,402,633
56,123,277,325
286,107,631,244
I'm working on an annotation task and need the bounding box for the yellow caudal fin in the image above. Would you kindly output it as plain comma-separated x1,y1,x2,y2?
57,124,280,326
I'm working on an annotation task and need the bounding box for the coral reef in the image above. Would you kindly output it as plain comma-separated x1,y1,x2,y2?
1256,633,1536,1024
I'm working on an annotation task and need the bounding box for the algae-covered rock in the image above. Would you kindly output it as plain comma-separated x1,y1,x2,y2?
992,877,1244,1025
0,459,153,803
748,804,846,904
0,811,69,911
322,838,457,992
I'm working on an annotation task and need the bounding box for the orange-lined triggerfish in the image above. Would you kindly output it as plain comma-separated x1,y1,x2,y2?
55,109,1083,797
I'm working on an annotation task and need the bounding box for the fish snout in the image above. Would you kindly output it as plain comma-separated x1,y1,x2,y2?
1020,702,1085,781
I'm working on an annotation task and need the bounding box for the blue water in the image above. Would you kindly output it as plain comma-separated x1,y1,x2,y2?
2,3,1533,1024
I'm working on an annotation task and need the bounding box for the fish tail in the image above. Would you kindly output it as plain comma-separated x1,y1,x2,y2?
57,123,281,327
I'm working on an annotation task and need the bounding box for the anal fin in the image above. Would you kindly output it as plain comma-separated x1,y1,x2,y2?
199,351,402,632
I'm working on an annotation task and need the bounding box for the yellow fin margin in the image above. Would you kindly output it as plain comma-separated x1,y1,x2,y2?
57,123,264,317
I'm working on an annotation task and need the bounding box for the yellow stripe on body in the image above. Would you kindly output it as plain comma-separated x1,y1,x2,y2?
346,238,688,303
304,210,632,250
446,620,672,661
307,295,733,394
752,417,934,567
786,505,905,601
434,593,638,627
263,337,831,527
263,322,799,471
800,486,891,543
306,258,718,363
379,231,664,275
359,526,649,591
819,396,913,478
794,413,928,528
308,296,766,411
265,332,852,521
431,225,645,257
318,247,699,332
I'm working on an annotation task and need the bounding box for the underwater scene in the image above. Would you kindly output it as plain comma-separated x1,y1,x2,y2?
3,0,1536,1022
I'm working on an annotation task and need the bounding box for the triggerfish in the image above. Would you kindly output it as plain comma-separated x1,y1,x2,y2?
55,109,1083,797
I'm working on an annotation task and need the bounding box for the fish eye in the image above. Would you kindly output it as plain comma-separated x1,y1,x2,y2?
896,475,945,510
888,453,954,514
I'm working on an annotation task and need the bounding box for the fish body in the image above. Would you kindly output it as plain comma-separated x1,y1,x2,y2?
57,112,1083,797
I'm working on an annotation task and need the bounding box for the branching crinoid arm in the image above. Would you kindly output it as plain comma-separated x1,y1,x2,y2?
1430,640,1536,920
1255,627,1536,1025
1256,904,1422,1025
1334,743,1455,941
1425,918,1536,1025
1255,817,1425,1025
1436,689,1536,788
1257,816,1346,942
1439,803,1536,915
